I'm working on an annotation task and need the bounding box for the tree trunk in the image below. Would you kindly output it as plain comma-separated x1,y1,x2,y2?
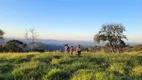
109,42,115,53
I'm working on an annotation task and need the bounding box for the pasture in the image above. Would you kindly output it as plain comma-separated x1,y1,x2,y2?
0,52,142,80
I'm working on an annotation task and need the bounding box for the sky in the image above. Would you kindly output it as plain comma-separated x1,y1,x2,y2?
0,0,142,42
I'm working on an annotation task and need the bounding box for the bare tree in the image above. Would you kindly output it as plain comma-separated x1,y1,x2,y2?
25,27,38,51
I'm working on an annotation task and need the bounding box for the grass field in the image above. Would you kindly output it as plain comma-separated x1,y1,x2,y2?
0,52,142,80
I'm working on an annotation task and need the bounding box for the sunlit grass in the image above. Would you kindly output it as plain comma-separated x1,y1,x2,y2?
0,51,142,80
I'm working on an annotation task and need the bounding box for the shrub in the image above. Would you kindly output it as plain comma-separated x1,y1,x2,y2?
2,40,27,52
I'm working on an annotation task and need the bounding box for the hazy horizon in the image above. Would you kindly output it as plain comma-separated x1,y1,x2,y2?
0,0,142,42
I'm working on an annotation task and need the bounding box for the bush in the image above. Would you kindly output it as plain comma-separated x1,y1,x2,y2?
1,40,27,52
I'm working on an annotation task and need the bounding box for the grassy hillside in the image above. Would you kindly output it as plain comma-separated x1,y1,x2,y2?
0,52,142,80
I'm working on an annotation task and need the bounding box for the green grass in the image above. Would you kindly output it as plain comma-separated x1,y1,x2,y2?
0,52,142,80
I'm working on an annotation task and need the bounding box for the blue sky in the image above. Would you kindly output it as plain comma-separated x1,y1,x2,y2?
0,0,142,42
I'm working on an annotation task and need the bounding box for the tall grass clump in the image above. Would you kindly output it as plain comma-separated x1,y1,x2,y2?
0,63,13,74
71,69,94,80
43,69,71,80
131,66,142,77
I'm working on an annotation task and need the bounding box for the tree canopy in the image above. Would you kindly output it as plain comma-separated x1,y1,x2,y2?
94,23,127,53
0,29,4,39
1,40,27,52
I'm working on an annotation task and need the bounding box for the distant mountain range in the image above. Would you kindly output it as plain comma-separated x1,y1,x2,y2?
40,39,96,46
2,38,97,51
3,38,142,46
3,38,97,46
1,38,142,51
